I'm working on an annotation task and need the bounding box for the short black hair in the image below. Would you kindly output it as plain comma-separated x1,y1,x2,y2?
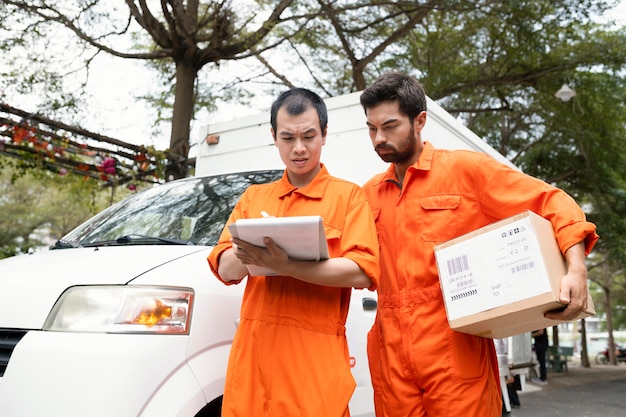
270,88,328,134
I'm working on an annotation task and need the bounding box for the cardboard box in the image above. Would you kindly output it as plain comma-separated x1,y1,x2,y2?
434,210,594,339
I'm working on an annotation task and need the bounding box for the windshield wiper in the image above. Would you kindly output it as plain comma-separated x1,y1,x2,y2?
115,234,195,246
51,239,84,250
61,235,196,248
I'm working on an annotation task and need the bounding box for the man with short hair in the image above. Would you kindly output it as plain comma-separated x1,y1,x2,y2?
208,88,379,417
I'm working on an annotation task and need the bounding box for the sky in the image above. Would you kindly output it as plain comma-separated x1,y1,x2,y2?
49,1,626,155
83,52,277,156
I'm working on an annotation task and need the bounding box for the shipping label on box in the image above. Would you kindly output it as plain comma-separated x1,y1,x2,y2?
436,213,553,321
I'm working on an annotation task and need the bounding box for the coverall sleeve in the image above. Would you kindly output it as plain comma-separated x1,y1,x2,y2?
338,186,380,291
476,156,599,255
207,191,250,285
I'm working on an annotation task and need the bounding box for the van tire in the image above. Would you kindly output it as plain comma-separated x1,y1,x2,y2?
194,396,222,417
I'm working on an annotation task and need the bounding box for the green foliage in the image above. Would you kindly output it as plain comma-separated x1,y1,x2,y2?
0,156,125,259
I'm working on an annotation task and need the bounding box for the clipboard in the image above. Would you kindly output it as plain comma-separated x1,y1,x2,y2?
227,215,329,276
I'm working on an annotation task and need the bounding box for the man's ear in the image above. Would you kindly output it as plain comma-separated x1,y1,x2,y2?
414,111,427,133
322,126,327,145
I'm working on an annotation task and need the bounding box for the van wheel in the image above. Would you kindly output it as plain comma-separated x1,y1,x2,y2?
194,396,222,417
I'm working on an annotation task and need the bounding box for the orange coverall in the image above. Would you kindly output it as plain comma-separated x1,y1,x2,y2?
363,142,598,417
208,164,379,417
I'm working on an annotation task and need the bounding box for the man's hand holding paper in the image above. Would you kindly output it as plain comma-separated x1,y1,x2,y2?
231,236,289,276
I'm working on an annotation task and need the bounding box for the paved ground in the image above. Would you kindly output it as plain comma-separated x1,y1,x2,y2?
506,361,626,417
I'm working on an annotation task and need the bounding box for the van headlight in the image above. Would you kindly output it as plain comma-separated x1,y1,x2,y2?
43,286,193,334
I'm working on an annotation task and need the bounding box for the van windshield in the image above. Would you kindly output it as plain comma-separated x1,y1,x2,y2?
57,170,283,248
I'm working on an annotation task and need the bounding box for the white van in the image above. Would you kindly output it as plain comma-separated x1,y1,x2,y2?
195,92,512,183
0,92,508,417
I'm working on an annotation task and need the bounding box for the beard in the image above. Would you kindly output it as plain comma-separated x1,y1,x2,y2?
375,125,417,164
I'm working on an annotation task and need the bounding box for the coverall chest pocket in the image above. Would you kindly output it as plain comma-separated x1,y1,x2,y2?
419,195,461,243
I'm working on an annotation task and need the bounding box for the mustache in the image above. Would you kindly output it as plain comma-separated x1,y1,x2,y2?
375,144,394,151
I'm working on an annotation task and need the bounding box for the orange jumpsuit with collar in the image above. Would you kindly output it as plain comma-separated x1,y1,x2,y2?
208,164,379,417
363,142,598,417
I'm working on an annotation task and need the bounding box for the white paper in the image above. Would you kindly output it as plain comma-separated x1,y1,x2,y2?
228,215,329,276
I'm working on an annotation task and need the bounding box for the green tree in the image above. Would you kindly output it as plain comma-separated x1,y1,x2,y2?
2,0,296,180
589,261,626,363
0,156,133,258
4,1,623,180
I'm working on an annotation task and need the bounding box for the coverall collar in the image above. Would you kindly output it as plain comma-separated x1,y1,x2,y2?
277,163,330,199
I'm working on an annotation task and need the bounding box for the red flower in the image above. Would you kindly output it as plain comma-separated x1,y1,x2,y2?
101,157,116,175
12,126,30,144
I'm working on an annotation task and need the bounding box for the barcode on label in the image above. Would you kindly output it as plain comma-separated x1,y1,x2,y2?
450,289,478,301
511,261,535,274
446,254,470,276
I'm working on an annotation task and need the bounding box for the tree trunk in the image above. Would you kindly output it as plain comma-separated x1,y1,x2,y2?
552,325,559,347
166,62,198,181
601,261,617,365
580,318,590,367
605,287,617,365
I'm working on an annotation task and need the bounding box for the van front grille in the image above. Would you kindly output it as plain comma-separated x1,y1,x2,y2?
0,329,27,377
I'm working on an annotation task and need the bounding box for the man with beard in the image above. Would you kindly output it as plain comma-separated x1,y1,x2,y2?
358,72,598,417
